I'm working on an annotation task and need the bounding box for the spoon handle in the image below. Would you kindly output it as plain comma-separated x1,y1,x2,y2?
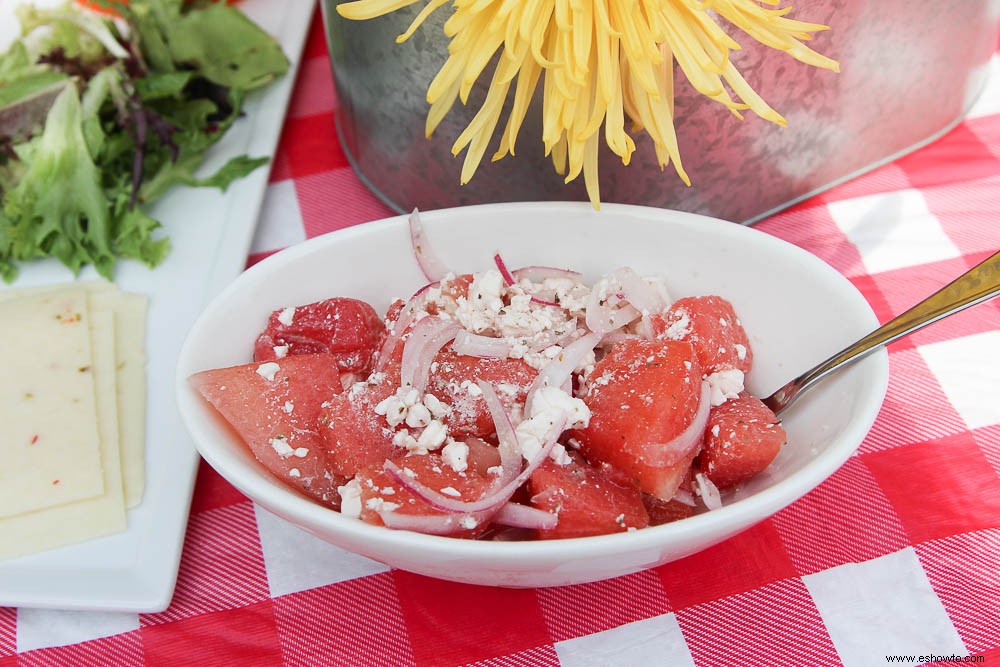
763,249,1000,415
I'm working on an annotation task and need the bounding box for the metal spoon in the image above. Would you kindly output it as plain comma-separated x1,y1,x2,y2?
763,249,1000,415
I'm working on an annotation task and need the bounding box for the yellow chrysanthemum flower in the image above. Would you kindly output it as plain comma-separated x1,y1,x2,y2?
336,0,839,208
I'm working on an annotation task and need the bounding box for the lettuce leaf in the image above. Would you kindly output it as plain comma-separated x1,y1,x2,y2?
1,83,116,277
0,0,289,281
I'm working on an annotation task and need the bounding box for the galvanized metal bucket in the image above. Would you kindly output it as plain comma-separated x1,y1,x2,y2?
321,2,998,223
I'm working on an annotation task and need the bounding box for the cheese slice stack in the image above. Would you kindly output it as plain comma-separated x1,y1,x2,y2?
0,282,148,561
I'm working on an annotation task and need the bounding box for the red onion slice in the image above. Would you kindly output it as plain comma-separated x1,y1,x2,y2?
374,297,422,373
452,330,512,358
412,279,441,299
494,502,558,530
639,381,712,468
383,460,502,514
695,472,723,511
477,380,522,484
400,315,460,392
673,488,697,507
511,266,583,282
493,252,517,286
609,267,668,315
376,508,488,534
585,283,640,336
377,285,447,373
524,331,601,414
382,416,566,516
494,253,560,307
531,295,561,308
409,208,450,282
635,313,655,341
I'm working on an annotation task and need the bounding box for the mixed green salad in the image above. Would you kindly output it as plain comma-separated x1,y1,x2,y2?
0,0,289,282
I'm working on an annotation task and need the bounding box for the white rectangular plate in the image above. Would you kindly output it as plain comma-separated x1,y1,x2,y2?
0,0,316,612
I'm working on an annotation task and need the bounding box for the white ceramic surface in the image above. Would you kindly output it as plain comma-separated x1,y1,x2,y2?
0,0,315,611
176,202,889,588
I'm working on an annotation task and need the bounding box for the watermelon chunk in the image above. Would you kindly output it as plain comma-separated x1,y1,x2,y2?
426,350,537,439
190,353,347,507
651,295,752,374
319,371,403,478
355,453,494,538
573,339,703,500
528,455,649,539
699,392,786,489
253,297,384,375
642,493,695,526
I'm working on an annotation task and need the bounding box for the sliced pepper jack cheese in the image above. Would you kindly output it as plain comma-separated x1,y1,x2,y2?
0,280,148,560
0,289,105,518
91,289,148,508
1,281,149,509
0,306,127,561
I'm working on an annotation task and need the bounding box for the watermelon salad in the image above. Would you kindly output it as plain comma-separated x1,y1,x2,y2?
191,211,786,540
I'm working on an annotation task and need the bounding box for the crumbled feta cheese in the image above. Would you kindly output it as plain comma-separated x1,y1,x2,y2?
405,403,431,428
496,382,520,397
515,418,550,462
256,362,281,381
530,386,591,429
393,429,421,452
338,479,362,518
518,343,566,371
734,343,747,360
661,308,691,340
423,393,452,419
270,436,293,458
277,307,296,326
425,286,443,305
364,497,400,513
440,486,461,497
550,443,573,466
508,340,530,359
292,447,309,458
441,439,469,473
417,419,449,451
402,388,421,407
374,393,408,427
495,287,566,339
289,468,301,478
273,345,289,359
282,401,294,414
706,369,745,406
460,379,483,397
459,516,478,529
455,269,506,333
514,387,591,462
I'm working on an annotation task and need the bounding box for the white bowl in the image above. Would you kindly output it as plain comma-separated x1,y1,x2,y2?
176,202,888,588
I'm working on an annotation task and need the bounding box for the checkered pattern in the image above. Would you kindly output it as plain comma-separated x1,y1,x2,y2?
4,9,1000,667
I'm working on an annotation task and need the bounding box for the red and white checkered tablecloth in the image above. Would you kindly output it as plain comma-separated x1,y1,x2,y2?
4,10,1000,667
